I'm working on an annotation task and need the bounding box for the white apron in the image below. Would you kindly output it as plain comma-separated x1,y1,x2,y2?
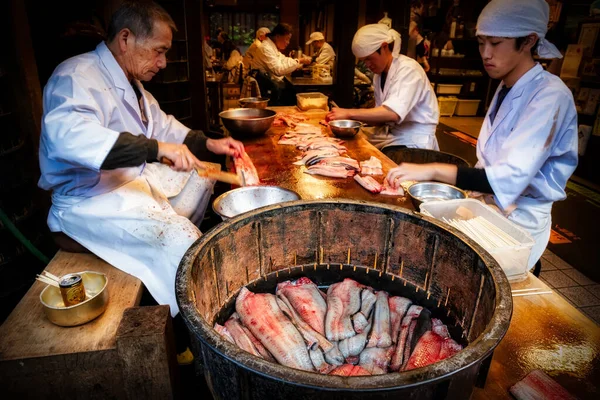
370,55,439,151
38,42,217,316
476,64,578,269
48,164,215,317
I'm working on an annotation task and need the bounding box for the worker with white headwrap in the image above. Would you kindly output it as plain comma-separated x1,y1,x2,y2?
327,23,439,152
243,27,270,72
386,0,577,275
306,31,336,68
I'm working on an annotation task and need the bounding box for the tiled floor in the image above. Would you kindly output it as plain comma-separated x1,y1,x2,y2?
539,248,600,325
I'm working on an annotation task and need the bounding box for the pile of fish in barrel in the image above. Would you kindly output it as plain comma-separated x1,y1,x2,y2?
273,114,405,196
214,277,463,376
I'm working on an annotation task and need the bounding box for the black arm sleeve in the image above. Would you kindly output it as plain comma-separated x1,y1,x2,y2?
101,132,158,170
183,130,212,160
455,167,494,194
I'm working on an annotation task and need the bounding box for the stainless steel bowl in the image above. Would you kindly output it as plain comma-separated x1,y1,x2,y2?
328,119,362,138
239,97,270,109
408,182,467,209
40,271,109,327
219,108,276,139
212,186,301,220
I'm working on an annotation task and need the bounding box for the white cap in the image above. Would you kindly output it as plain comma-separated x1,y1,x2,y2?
306,32,325,45
256,27,270,39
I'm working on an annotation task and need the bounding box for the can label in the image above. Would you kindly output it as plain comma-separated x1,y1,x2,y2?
59,274,86,306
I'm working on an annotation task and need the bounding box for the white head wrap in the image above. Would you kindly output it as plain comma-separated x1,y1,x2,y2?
352,24,401,59
476,0,562,59
256,27,270,39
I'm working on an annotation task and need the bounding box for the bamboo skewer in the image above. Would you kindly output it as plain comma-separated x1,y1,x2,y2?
36,275,60,288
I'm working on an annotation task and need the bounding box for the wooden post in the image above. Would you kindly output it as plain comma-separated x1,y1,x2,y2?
279,0,300,53
333,0,360,107
116,305,180,400
186,0,210,132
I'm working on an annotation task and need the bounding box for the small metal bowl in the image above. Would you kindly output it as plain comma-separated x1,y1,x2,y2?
213,186,301,220
238,97,270,109
329,119,363,138
40,271,109,327
219,108,277,139
407,182,467,209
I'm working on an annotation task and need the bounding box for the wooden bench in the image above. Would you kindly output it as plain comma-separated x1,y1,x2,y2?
0,250,180,399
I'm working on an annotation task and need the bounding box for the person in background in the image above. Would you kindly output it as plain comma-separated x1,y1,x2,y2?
306,31,336,69
243,27,270,72
222,39,244,83
327,24,439,152
203,35,214,72
252,23,311,105
386,0,577,275
409,21,430,72
37,1,244,363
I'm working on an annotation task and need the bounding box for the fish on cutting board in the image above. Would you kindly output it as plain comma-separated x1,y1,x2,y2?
233,151,260,186
509,369,576,400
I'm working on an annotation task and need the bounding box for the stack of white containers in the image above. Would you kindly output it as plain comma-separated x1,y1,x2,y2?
420,199,535,282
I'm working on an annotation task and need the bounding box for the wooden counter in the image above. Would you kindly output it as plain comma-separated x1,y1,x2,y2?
233,106,413,209
473,274,600,399
230,107,600,399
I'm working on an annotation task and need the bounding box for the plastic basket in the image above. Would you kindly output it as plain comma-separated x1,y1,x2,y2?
438,96,458,117
420,199,534,282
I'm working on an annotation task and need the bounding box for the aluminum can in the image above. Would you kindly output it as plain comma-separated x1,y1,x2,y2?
59,273,86,306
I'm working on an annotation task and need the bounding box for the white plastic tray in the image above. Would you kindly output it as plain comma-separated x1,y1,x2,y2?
420,199,534,282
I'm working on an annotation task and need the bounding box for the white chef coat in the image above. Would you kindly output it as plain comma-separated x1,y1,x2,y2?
370,55,439,150
243,38,262,71
476,64,578,268
314,42,336,67
252,37,300,81
38,41,215,316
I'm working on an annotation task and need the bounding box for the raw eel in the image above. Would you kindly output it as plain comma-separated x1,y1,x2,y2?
389,296,412,344
354,174,383,193
305,165,356,178
338,318,371,364
236,287,313,371
352,288,376,334
293,149,343,166
329,364,371,377
380,178,405,196
359,346,395,375
213,323,235,344
325,278,363,341
360,156,383,176
509,369,576,400
389,305,423,371
366,291,392,348
233,151,260,186
276,297,334,353
276,277,328,335
309,347,336,374
224,313,275,361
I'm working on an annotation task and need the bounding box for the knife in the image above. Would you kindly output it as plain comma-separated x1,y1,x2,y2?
161,157,244,186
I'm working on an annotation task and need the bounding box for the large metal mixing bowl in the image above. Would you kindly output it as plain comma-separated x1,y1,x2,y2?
408,182,467,209
239,97,270,109
328,119,362,138
212,186,301,220
219,108,276,139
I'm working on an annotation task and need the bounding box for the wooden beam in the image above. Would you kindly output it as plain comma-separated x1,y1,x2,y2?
333,0,359,107
279,0,300,53
186,0,210,132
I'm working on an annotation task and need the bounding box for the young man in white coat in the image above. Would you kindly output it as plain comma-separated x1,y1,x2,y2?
327,24,439,152
38,1,244,361
386,0,578,275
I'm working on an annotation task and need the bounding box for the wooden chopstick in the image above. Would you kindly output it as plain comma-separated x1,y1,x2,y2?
36,275,60,288
43,271,62,282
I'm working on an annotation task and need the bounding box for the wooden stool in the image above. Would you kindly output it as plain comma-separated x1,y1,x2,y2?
0,250,180,399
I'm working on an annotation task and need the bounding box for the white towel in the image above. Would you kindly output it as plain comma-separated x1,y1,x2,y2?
476,0,562,59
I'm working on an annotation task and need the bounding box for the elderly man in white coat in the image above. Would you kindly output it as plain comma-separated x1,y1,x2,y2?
38,0,244,330
306,31,336,68
243,26,270,72
386,0,578,275
252,23,312,105
327,24,439,152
